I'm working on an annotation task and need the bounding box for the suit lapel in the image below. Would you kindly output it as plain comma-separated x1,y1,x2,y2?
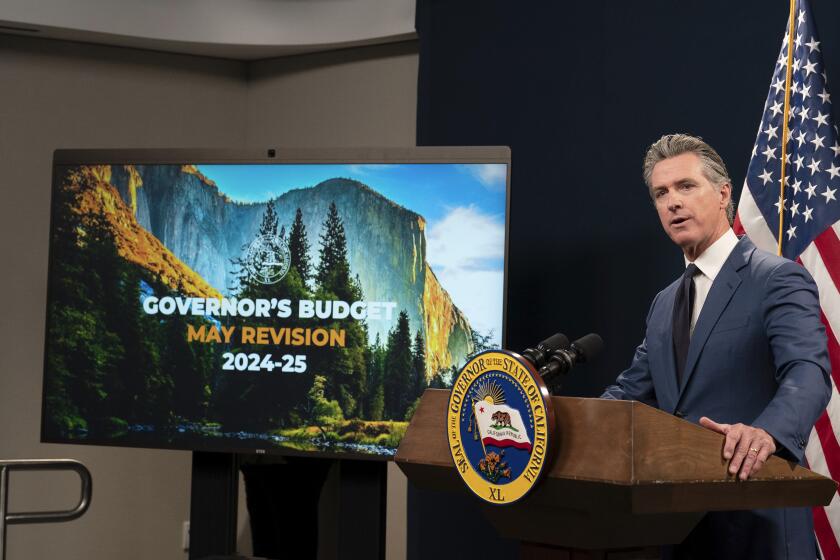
658,284,681,409
676,237,754,401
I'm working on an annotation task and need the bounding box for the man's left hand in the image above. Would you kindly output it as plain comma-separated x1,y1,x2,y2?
699,416,777,480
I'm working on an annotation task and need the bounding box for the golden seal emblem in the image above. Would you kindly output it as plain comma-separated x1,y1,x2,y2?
446,350,554,504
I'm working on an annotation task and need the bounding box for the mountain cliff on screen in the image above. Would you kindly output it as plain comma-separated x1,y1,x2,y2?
106,164,473,376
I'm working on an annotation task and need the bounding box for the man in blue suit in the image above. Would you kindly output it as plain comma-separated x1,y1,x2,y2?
602,134,831,559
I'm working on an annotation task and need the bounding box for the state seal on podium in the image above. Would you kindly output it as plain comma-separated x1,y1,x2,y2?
446,350,555,505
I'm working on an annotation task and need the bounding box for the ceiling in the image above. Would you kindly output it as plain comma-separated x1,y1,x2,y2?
0,0,417,60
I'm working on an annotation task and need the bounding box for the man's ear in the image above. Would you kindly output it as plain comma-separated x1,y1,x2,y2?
720,182,732,207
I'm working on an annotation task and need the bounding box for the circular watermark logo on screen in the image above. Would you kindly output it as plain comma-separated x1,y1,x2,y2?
244,234,291,285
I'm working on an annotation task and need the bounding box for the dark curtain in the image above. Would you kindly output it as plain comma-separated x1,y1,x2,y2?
410,1,840,558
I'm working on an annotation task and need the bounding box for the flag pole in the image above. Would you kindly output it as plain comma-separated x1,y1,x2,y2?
472,401,489,455
778,0,797,256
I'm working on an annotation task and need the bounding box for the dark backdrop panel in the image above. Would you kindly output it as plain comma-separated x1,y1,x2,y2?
417,0,840,398
410,1,840,558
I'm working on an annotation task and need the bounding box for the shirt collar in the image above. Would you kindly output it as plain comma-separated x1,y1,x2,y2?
684,228,739,281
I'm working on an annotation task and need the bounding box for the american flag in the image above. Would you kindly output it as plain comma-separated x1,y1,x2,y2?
734,0,840,555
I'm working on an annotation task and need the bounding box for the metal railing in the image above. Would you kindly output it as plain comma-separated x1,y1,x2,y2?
0,460,92,560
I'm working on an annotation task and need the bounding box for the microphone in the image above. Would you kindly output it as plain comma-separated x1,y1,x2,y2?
539,333,604,385
520,333,570,369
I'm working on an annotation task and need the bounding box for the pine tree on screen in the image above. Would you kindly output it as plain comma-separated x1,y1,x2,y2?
366,333,386,421
403,330,429,421
316,202,353,302
469,329,496,355
44,180,122,435
104,262,171,426
261,200,278,238
228,200,284,296
164,315,209,421
44,167,194,436
310,202,369,418
45,188,123,434
411,330,428,402
384,311,413,420
289,207,312,286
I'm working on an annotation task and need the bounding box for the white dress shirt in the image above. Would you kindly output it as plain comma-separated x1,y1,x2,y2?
685,228,739,337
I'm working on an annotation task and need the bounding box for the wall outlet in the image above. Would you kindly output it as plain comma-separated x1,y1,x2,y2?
182,521,190,552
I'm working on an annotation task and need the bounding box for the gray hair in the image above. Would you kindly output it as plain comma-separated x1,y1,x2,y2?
642,133,735,225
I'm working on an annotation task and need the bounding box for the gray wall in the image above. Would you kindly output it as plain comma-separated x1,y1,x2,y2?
0,34,417,560
247,42,419,148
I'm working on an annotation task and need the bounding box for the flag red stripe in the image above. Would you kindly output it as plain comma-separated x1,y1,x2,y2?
824,312,840,389
813,313,840,558
733,213,746,236
794,256,839,387
814,227,840,287
482,437,532,451
814,504,840,559
812,314,840,480
814,413,840,482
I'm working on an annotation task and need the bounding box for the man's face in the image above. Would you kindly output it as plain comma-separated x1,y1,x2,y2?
649,152,731,260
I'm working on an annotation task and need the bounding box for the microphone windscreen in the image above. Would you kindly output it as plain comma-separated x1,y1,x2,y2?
572,333,604,361
540,332,570,351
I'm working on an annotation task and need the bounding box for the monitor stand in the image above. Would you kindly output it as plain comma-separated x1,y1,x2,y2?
332,459,387,559
187,452,387,560
189,451,239,560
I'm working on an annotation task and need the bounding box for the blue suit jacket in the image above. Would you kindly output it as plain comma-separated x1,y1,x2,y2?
602,236,831,559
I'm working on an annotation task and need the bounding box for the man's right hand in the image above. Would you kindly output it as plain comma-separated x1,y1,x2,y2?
699,416,777,481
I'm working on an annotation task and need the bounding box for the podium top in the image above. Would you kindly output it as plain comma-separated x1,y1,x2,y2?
396,389,836,514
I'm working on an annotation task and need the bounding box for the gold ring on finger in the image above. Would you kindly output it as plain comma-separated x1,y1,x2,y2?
749,447,759,454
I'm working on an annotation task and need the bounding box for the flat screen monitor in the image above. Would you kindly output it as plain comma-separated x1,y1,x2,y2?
41,147,510,459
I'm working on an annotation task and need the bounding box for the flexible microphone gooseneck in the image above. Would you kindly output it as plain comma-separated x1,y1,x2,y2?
520,333,570,369
539,333,604,393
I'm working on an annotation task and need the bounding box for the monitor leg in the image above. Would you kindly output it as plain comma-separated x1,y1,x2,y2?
189,451,239,560
337,460,387,560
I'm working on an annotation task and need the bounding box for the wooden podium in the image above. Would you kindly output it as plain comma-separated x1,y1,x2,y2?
395,389,836,556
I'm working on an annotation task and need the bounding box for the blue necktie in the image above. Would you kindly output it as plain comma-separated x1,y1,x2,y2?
673,263,699,385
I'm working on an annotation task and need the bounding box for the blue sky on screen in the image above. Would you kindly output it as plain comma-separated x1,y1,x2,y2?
196,163,507,342
197,163,505,220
